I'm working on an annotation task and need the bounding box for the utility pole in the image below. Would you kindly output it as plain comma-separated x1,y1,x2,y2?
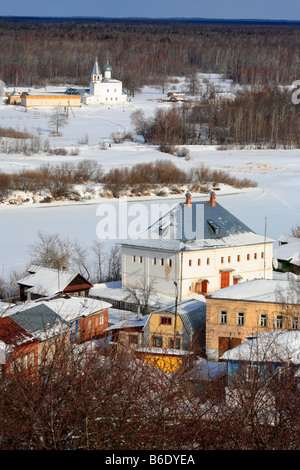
173,282,178,349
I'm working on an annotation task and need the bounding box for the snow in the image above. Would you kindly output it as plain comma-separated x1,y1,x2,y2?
220,330,300,364
208,278,299,304
0,75,299,279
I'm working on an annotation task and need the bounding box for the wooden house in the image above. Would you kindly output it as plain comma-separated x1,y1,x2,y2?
0,315,39,379
18,265,94,301
142,298,206,354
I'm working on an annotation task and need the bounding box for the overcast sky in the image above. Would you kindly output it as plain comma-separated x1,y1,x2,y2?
1,0,300,21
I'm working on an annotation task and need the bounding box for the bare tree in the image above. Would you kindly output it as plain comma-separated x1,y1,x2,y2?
28,231,72,270
48,109,69,136
91,240,106,284
124,278,158,316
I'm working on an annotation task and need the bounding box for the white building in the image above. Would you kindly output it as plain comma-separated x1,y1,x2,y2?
84,57,127,105
120,192,274,301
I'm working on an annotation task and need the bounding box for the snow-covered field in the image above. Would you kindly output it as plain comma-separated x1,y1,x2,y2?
0,75,299,278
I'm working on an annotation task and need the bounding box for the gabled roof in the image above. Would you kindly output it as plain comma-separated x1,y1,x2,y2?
120,193,273,252
0,316,36,347
17,265,93,296
8,303,69,341
4,295,112,323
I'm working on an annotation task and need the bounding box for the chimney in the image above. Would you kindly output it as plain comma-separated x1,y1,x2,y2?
210,191,216,207
185,192,192,207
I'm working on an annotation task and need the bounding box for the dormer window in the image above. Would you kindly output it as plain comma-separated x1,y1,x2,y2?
207,220,220,235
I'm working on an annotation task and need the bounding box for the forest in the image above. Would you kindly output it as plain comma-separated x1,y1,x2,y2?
0,17,300,90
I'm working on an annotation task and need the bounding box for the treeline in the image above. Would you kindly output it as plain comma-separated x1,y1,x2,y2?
0,158,256,202
132,86,300,148
0,18,300,89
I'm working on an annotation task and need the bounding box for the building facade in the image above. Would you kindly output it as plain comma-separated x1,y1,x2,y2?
120,192,274,300
206,278,300,361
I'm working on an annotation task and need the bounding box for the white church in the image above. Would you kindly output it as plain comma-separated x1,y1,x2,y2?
84,57,127,105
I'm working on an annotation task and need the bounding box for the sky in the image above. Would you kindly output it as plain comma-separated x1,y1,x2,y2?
1,0,300,21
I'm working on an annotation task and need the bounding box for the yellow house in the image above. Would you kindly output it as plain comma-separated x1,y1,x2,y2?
20,92,81,108
206,277,300,361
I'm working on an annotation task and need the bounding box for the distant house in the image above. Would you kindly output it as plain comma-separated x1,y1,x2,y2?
274,235,300,274
20,92,81,108
206,278,300,361
220,329,300,390
7,90,21,105
120,192,274,299
143,298,206,353
17,265,94,301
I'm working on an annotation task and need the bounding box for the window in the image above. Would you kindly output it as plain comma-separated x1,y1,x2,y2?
254,253,257,260
260,314,267,328
168,337,181,349
237,255,240,262
99,314,104,325
275,315,283,329
153,257,157,265
80,291,85,297
139,256,143,263
261,252,264,259
198,259,201,266
88,319,92,330
130,334,138,344
207,258,210,265
23,356,28,370
132,255,136,263
292,316,299,329
169,259,172,267
220,310,227,324
228,256,231,263
238,312,244,326
29,353,34,367
189,259,192,267
160,316,172,325
161,258,164,266
221,257,224,264
247,254,250,261
152,336,163,347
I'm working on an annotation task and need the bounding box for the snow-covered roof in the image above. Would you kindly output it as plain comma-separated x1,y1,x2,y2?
220,330,300,364
90,281,175,309
274,236,300,267
8,303,69,342
208,278,300,304
17,265,92,297
104,315,148,333
4,295,111,323
120,194,274,252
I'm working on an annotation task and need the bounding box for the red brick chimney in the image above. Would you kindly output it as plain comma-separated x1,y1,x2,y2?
210,191,216,207
185,192,192,207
